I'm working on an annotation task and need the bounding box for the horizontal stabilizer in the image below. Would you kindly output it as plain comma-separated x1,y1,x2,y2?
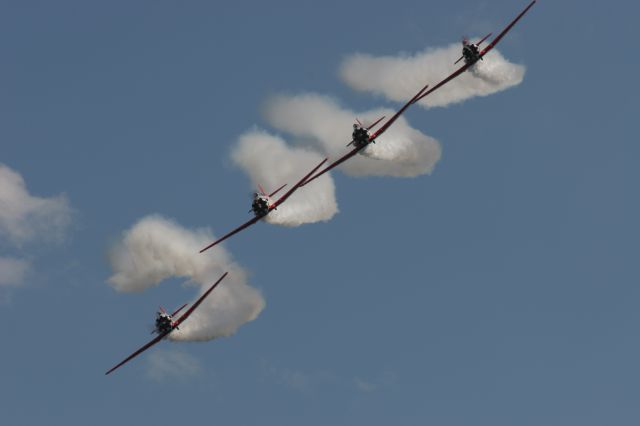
171,303,188,318
269,183,287,198
477,32,493,46
366,115,386,131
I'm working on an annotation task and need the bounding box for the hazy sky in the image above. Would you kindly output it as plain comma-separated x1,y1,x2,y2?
1,1,638,425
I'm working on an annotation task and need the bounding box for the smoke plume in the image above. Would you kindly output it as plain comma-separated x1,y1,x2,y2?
340,42,525,108
231,130,338,226
0,163,72,246
0,164,74,294
263,93,441,178
107,215,264,341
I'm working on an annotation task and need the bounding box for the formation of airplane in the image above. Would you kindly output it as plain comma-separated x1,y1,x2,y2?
302,1,536,186
106,1,536,376
105,272,228,375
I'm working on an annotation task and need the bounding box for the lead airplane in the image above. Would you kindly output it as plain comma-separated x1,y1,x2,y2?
413,0,537,104
199,157,328,253
105,272,228,375
301,81,430,186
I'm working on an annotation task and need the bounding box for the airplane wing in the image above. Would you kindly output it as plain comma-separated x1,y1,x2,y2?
480,0,536,57
105,331,169,375
171,303,188,317
173,272,228,327
269,183,287,198
270,157,328,208
199,216,261,253
369,82,430,140
303,82,431,186
414,62,471,103
365,115,386,132
300,147,360,187
414,0,536,104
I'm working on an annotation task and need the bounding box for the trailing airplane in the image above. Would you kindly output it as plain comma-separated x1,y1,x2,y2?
105,272,228,375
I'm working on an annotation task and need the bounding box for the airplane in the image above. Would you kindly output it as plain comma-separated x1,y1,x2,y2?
199,157,328,253
415,0,537,102
413,0,537,104
105,271,228,375
300,81,431,186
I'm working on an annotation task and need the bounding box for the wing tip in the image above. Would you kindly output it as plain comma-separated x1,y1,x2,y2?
199,241,217,253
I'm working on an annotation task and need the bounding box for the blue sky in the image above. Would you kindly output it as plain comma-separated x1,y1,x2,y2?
1,1,639,425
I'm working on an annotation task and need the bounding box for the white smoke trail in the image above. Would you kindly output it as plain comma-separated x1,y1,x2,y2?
263,93,441,177
107,215,264,341
0,164,73,294
0,163,72,246
339,42,525,108
231,130,338,226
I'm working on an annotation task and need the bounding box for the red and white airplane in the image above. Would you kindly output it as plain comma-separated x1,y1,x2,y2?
301,81,431,186
105,272,228,375
413,0,537,104
199,157,328,253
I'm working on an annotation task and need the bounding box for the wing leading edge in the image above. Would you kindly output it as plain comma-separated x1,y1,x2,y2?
480,0,536,57
271,157,328,209
199,216,261,253
105,332,168,376
173,272,228,327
